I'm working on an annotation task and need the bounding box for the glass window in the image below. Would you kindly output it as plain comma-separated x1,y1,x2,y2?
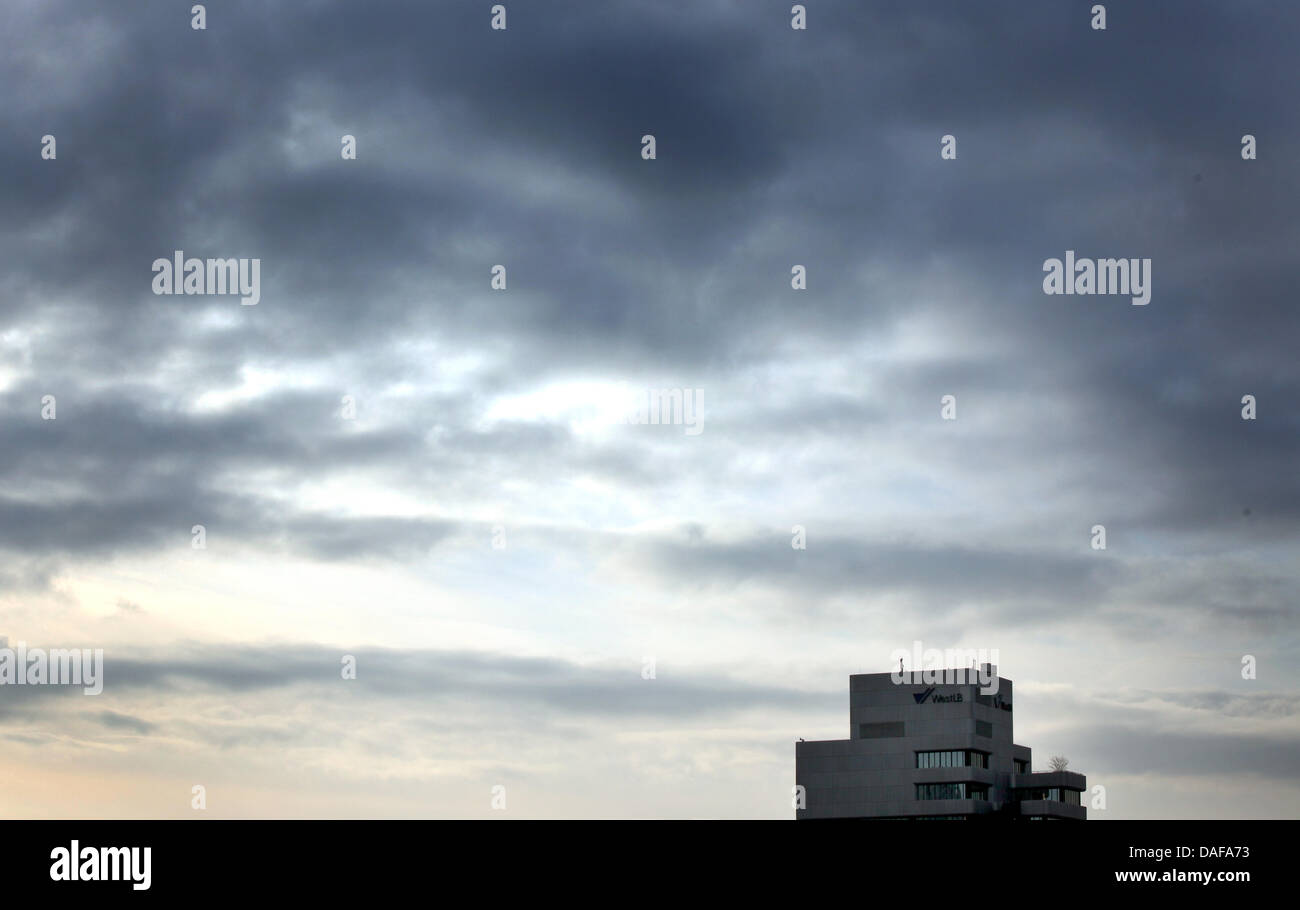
916,782,987,801
1013,787,1081,805
916,750,989,769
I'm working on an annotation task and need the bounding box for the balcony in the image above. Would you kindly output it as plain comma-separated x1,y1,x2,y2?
1018,799,1087,821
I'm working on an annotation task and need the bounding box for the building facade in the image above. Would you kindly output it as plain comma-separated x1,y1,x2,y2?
795,665,1086,819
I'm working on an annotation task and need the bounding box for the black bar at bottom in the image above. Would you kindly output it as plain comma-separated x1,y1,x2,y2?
0,819,1282,895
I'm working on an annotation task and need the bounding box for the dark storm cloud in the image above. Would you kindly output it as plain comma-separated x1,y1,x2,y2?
0,0,1295,606
3,0,795,366
3,0,1296,411
0,1,1289,598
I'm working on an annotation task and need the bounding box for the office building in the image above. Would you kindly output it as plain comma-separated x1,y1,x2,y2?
795,665,1086,819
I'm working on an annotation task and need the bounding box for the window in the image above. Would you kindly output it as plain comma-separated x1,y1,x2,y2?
916,783,960,800
915,783,990,801
1014,759,1029,774
859,722,904,739
915,750,990,769
1014,787,1082,805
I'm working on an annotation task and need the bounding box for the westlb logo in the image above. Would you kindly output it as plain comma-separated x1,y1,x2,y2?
913,687,963,704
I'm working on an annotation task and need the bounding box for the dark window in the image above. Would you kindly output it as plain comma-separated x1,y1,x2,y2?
915,750,990,769
859,722,904,739
1014,787,1081,805
915,782,990,801
917,783,960,800
1014,759,1029,774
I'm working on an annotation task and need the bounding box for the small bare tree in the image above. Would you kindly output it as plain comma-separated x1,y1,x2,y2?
1049,755,1070,772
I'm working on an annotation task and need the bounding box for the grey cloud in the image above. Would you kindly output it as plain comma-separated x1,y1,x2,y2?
1067,724,1300,782
99,644,834,719
637,534,1125,615
96,710,155,734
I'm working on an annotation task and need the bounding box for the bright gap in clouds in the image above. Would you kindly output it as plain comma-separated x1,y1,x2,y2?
483,380,635,437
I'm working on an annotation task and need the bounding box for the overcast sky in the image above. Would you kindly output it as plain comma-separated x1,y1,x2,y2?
1,0,1297,818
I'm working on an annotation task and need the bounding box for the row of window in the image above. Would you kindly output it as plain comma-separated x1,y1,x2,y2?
915,783,990,801
1014,787,1081,806
915,749,989,769
1014,759,1029,774
913,784,1082,804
